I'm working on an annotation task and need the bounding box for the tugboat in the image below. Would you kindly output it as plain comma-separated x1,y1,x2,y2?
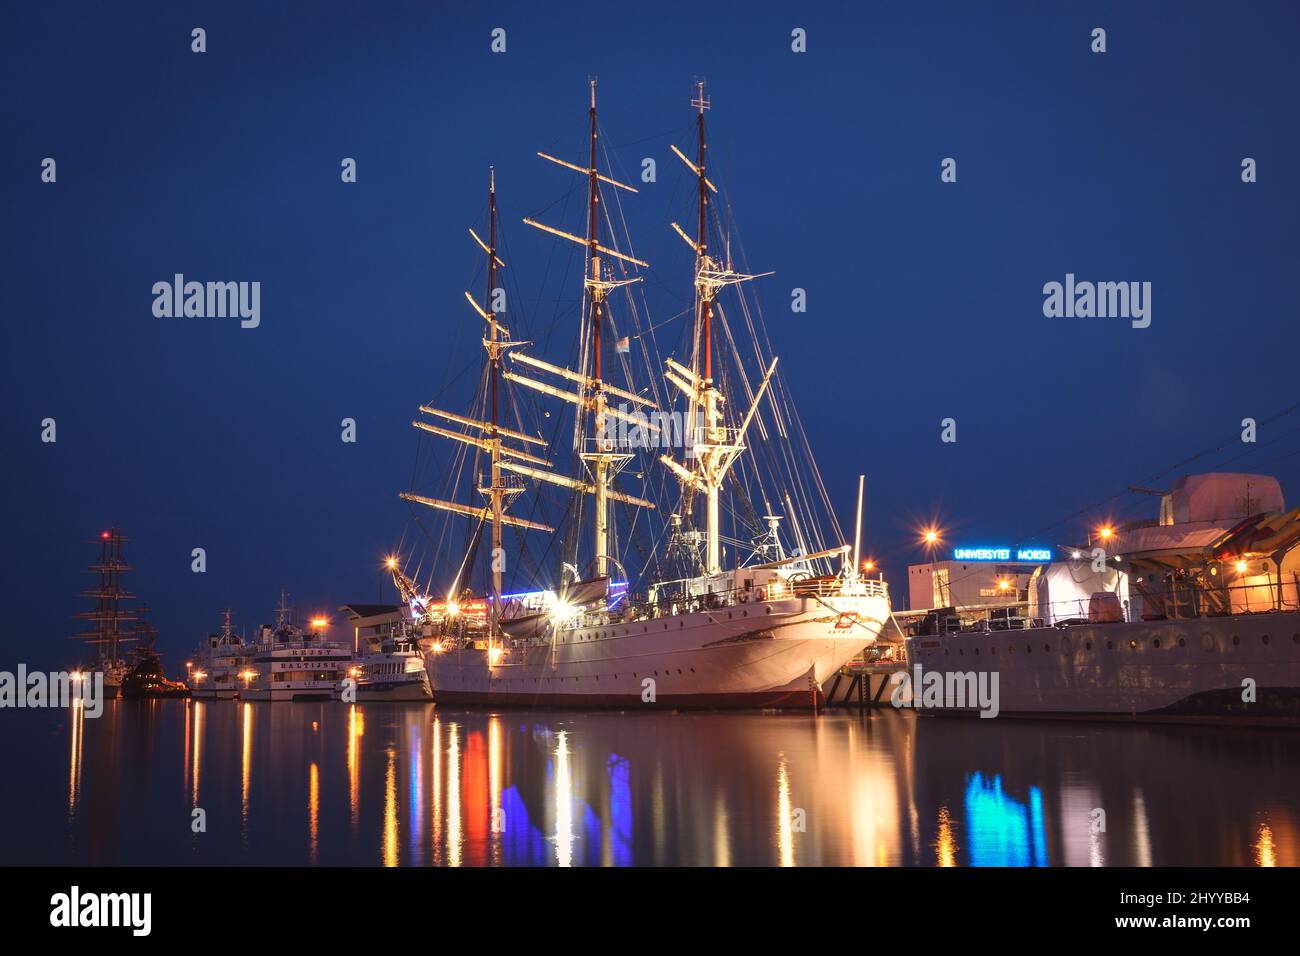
121,605,191,699
121,653,190,699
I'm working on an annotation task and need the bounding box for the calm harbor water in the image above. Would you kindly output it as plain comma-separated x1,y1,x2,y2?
3,700,1296,866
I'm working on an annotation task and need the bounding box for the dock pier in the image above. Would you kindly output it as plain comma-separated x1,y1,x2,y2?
823,660,908,711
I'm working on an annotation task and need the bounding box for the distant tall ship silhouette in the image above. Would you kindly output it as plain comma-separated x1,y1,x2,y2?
72,529,137,697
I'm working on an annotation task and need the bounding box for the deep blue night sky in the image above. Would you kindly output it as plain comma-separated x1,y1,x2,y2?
4,1,1298,666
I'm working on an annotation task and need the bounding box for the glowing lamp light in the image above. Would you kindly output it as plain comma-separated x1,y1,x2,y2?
385,556,397,570
1071,551,1082,560
348,666,361,679
310,616,329,630
545,593,578,623
1098,526,1115,540
100,531,110,540
70,671,85,683
487,645,505,665
445,601,460,618
1235,560,1248,574
192,670,206,683
240,669,257,686
998,579,1012,592
429,642,444,654
924,529,939,545
862,560,876,572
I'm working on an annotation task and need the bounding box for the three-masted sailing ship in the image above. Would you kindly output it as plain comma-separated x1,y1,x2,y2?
397,81,890,707
72,528,137,696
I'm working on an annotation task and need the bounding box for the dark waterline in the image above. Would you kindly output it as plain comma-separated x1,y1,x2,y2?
3,700,1296,866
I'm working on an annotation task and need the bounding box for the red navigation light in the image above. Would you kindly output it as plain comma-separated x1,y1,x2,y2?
100,531,110,539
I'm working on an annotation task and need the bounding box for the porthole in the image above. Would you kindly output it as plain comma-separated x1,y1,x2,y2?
944,648,950,656
1153,639,1160,649
1232,635,1240,646
1107,640,1114,650
1178,638,1185,647
1025,645,1032,654
974,648,980,656
1085,641,1092,651
1129,640,1137,650
1044,644,1051,653
1262,634,1270,645
958,648,964,656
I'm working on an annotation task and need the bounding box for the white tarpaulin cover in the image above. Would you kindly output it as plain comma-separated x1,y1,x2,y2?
1030,561,1126,625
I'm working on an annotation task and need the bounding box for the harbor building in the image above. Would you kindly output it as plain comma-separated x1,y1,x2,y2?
907,546,1052,612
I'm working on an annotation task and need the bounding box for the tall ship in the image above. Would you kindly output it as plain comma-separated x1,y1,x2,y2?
243,593,354,702
906,472,1300,725
71,528,138,696
396,81,889,707
190,609,255,700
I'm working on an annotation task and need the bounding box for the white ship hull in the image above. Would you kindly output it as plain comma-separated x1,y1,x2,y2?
907,610,1300,725
243,680,340,702
426,592,889,708
190,686,240,700
353,676,433,702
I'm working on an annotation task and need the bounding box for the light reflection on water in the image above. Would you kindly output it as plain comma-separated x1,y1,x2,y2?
4,700,1299,866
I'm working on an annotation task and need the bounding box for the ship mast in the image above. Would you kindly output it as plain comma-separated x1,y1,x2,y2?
400,169,554,655
586,80,613,577
694,83,722,576
663,81,778,577
517,78,655,583
72,528,137,665
485,166,506,629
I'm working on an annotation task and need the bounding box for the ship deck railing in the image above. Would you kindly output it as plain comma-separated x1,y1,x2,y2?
903,580,1300,637
572,575,887,629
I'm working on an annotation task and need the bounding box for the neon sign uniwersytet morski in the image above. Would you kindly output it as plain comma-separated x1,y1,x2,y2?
951,547,1053,562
